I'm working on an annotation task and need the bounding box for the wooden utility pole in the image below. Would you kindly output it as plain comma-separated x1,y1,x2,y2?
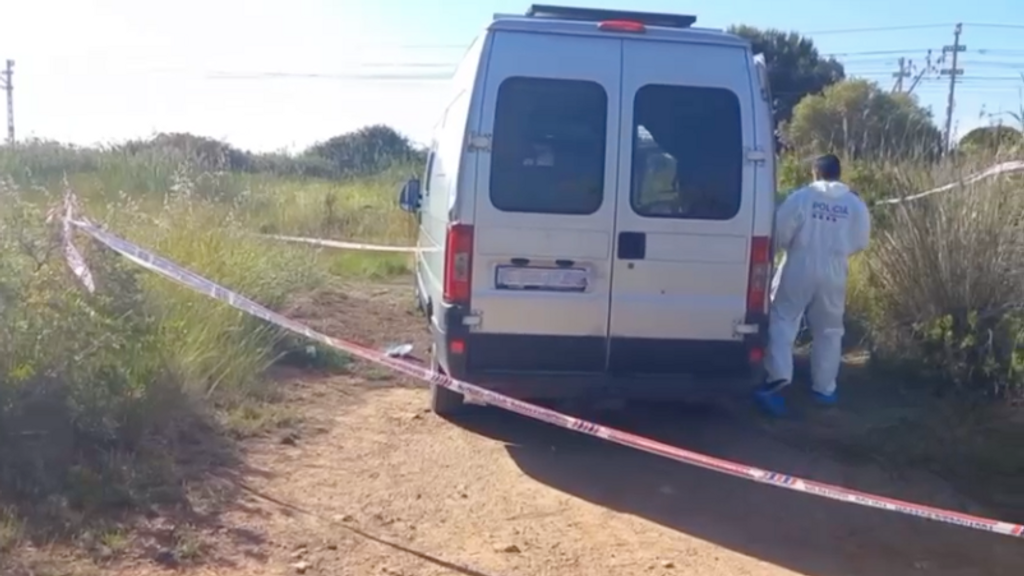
942,24,964,152
891,57,911,93
1,60,12,144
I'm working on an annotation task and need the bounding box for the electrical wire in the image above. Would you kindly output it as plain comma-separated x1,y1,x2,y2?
206,71,453,81
804,23,958,35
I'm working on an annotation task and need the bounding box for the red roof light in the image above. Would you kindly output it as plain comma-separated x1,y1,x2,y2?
598,20,646,33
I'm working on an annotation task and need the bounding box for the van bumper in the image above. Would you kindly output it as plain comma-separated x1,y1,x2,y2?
432,304,764,402
447,370,760,402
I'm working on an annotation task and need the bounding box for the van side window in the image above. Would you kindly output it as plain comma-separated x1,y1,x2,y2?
490,77,607,215
631,85,743,221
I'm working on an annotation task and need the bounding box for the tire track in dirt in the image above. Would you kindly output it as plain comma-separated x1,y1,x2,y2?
36,281,1024,575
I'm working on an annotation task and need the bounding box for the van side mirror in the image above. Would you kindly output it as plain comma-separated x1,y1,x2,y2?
398,178,421,212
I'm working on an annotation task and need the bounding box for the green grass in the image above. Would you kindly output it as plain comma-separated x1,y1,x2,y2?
0,508,23,553
235,168,418,279
0,141,416,555
4,129,1024,562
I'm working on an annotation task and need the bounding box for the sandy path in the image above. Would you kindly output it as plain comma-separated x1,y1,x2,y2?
29,282,1024,576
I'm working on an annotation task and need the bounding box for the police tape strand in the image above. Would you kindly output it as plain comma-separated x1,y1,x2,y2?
260,234,433,253
59,210,1024,540
257,160,1024,253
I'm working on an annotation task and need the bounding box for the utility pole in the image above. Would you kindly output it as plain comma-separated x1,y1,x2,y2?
942,24,964,152
891,57,911,93
906,49,932,95
1,60,12,144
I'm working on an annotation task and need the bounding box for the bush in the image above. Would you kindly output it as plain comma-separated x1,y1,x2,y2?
0,168,326,527
852,156,1024,402
305,125,426,178
777,152,935,206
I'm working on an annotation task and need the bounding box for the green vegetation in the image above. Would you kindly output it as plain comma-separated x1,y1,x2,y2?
1,31,1023,563
0,128,418,551
779,78,1024,405
728,25,845,129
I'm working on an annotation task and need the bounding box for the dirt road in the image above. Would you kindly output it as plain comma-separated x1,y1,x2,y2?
54,283,1024,575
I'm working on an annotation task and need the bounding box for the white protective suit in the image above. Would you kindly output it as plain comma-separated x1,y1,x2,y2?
764,180,871,395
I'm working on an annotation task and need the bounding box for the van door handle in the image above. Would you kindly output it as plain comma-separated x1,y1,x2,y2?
510,258,530,266
617,232,646,260
555,259,575,268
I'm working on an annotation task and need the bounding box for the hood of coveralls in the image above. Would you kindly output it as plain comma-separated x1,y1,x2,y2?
807,180,852,198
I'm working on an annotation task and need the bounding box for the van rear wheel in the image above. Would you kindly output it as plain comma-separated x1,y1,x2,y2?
429,344,466,417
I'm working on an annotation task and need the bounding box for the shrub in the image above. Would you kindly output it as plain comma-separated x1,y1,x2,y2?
305,125,426,178
0,169,326,527
859,156,1024,402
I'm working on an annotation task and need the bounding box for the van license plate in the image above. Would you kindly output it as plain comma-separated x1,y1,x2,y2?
495,266,588,292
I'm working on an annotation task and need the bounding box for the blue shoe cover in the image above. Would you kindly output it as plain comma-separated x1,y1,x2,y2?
812,390,837,406
755,389,787,416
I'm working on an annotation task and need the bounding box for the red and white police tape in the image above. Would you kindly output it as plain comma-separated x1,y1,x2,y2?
251,161,1024,254
261,233,434,253
57,199,1024,540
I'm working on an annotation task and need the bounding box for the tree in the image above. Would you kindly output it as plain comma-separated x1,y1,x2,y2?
958,125,1023,154
305,125,424,177
785,79,942,161
728,25,845,130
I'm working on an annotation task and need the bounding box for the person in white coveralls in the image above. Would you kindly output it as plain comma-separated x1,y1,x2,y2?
755,154,871,416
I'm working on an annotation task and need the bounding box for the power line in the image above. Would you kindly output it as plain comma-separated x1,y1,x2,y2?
805,22,1024,35
206,71,453,81
962,22,1024,30
805,23,958,35
825,48,936,57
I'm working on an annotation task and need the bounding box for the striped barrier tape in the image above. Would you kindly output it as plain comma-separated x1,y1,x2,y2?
255,161,1024,255
260,233,435,253
57,204,1024,540
874,160,1024,206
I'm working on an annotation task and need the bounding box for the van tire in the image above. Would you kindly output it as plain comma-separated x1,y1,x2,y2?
429,344,466,417
413,281,426,315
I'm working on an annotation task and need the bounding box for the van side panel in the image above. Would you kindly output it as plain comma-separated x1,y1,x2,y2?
751,54,777,240
421,35,487,323
750,55,777,316
607,40,759,375
466,30,623,373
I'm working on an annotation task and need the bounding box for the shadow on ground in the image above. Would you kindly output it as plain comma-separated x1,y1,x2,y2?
0,389,284,575
454,363,1024,576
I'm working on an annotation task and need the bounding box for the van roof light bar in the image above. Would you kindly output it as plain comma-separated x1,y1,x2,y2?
525,5,697,29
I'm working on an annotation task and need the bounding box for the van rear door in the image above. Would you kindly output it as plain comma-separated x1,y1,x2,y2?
468,30,621,373
608,39,758,375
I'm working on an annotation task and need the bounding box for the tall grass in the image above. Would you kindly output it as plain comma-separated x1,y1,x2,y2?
6,126,1019,549
0,144,356,537
864,158,1024,401
237,164,418,280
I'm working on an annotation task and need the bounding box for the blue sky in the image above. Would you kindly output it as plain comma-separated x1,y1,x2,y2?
4,0,1024,151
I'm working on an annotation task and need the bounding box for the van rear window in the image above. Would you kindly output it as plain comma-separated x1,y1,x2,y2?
631,85,743,221
490,77,608,215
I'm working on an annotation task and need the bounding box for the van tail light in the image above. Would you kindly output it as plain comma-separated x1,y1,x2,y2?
443,223,474,304
746,236,771,315
598,20,646,33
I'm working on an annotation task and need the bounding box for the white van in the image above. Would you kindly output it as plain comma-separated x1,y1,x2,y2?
398,5,777,416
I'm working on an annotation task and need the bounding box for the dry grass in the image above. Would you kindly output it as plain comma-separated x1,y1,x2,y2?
4,132,1024,569
0,143,401,557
